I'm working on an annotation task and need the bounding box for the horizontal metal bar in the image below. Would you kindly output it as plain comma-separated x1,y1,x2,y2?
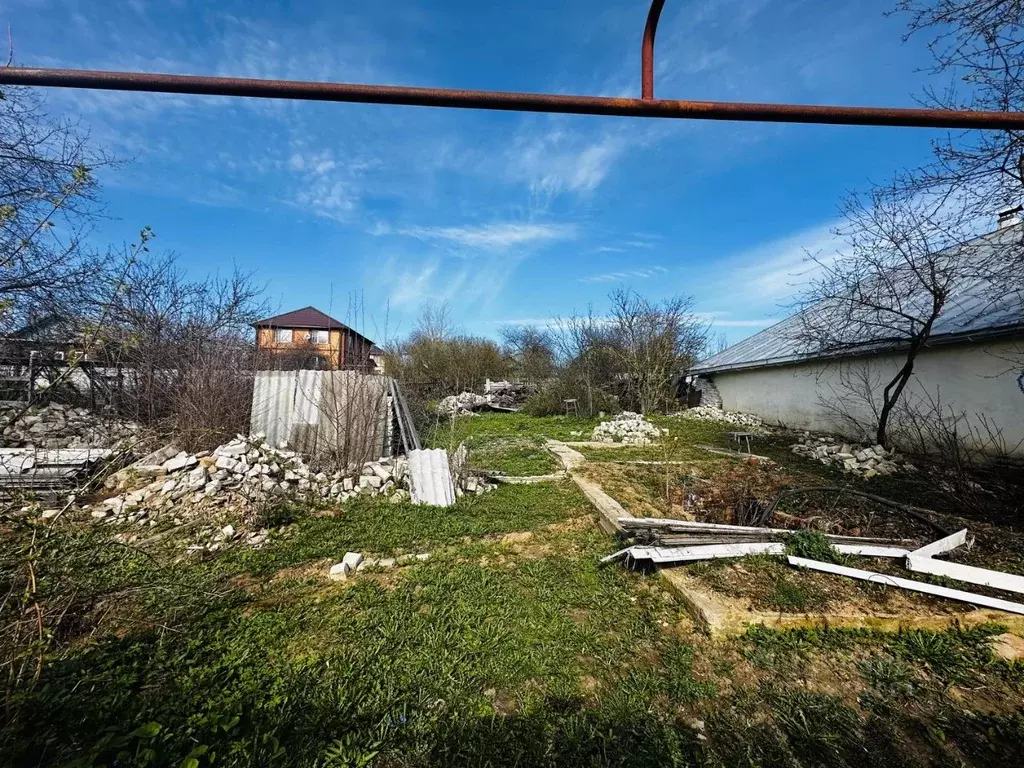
2,67,1024,129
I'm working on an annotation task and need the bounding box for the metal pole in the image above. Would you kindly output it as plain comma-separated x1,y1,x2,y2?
2,66,1024,130
26,351,36,405
642,0,666,100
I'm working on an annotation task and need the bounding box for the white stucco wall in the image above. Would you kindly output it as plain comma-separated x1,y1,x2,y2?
708,340,1024,455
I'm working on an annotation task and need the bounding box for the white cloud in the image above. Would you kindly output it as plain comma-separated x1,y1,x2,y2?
580,266,668,283
380,222,577,251
385,252,525,311
726,221,845,303
389,258,443,308
505,128,630,203
688,221,846,342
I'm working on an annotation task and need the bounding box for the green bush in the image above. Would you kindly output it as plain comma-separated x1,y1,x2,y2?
521,379,619,418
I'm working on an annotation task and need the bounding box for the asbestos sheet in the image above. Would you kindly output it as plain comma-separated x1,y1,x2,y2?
407,448,456,507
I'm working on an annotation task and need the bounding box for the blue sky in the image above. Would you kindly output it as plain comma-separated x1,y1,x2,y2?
5,0,954,345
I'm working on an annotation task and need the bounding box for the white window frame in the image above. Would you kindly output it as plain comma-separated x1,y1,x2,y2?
311,329,329,344
274,328,292,344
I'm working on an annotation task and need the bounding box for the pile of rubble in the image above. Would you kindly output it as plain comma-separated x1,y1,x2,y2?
89,433,495,532
592,412,664,445
437,385,528,416
790,434,916,478
677,405,768,434
0,402,145,449
438,392,490,416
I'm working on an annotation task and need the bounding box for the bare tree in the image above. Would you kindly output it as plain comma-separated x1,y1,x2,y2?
893,1,1024,214
0,86,111,328
711,331,729,356
413,301,455,342
500,324,556,382
606,288,708,414
100,251,268,445
386,302,511,403
793,185,1018,446
549,306,618,416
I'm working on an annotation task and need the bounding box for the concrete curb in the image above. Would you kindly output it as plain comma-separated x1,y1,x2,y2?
545,440,633,536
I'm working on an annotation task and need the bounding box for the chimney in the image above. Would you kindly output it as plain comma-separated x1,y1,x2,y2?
997,204,1023,229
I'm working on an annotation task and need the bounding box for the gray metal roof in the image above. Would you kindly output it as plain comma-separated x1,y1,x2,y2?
692,223,1024,374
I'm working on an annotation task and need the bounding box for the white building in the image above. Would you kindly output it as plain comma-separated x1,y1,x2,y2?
691,219,1024,456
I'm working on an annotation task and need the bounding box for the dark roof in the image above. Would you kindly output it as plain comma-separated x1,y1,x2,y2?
255,306,349,331
10,314,68,340
693,223,1024,375
370,345,384,355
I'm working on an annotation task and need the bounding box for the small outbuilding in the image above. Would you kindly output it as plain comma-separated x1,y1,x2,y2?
690,222,1024,456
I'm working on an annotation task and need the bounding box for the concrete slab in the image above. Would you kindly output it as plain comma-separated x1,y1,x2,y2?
546,440,632,535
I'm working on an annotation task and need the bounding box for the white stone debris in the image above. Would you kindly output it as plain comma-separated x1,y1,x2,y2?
0,402,143,449
82,433,497,548
328,561,351,581
591,412,663,445
436,385,527,416
437,391,491,416
327,551,429,579
789,433,917,478
675,405,768,434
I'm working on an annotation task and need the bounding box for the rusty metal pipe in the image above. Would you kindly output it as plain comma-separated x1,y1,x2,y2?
2,66,1024,129
642,0,666,100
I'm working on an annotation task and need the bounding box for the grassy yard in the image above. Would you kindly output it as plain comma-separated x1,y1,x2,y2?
2,413,1023,767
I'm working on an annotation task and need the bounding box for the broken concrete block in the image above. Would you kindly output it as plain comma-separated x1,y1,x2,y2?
215,456,239,472
328,562,351,581
163,453,198,473
342,551,363,570
215,441,248,458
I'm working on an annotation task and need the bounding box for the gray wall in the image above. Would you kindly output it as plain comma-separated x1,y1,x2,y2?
250,370,393,463
708,340,1024,455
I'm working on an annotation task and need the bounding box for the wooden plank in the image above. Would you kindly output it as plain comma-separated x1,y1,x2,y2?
905,555,1024,596
788,556,1024,616
910,529,969,558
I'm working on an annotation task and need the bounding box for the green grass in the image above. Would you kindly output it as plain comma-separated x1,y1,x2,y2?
226,481,590,576
424,413,601,449
741,623,1006,679
576,443,723,463
4,413,1024,767
648,414,733,445
463,436,561,476
2,510,716,767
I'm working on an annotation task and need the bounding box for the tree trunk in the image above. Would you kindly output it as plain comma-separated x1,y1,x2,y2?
875,315,937,446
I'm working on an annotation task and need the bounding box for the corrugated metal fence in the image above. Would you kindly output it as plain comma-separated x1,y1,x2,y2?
250,370,393,463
